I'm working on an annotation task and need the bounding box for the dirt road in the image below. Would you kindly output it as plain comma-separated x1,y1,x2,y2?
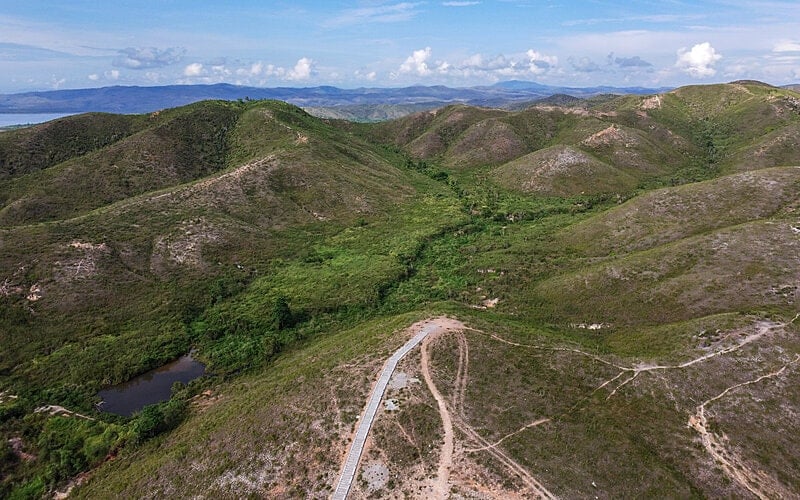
421,331,456,498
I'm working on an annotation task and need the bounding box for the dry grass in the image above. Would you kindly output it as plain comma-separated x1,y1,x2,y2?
493,144,638,196
561,166,800,256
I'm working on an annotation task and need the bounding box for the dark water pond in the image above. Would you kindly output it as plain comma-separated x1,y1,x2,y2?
97,354,205,416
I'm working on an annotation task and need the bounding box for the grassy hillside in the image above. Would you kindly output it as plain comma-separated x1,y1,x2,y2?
561,166,800,255
0,98,435,383
0,102,242,225
492,144,639,196
355,81,800,197
1,82,799,498
0,113,150,180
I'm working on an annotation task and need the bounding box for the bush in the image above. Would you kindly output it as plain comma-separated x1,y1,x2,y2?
132,399,187,444
272,295,294,330
8,476,45,500
36,416,125,485
0,438,16,466
0,401,24,423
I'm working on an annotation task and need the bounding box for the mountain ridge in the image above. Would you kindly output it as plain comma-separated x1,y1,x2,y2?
0,81,673,115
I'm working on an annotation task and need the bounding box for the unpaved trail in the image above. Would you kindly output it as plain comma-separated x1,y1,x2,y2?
452,418,557,499
336,316,789,498
452,331,469,416
480,320,781,406
428,328,557,499
421,332,456,499
465,418,552,453
465,317,797,498
332,317,555,499
688,354,800,500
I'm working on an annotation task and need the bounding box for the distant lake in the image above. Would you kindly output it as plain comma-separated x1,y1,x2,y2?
97,354,206,417
0,113,77,127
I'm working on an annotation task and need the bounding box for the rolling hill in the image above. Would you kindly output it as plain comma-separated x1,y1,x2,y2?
1,81,799,499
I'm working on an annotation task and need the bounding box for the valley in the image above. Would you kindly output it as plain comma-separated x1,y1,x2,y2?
1,80,799,498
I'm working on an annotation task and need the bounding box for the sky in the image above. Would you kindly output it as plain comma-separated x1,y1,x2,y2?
1,0,799,93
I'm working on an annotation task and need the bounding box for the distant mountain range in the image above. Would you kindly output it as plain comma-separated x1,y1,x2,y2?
0,81,672,116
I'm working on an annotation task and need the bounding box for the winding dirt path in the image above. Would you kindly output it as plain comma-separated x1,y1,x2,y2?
688,354,800,500
466,317,798,498
425,328,557,499
421,333,455,498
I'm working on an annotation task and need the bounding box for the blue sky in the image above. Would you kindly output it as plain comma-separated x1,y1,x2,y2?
1,1,799,92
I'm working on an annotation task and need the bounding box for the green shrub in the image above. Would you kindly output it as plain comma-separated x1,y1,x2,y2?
0,401,24,423
131,399,187,444
36,416,126,484
8,476,45,500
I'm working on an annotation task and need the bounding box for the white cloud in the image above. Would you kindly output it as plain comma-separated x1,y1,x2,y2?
570,56,601,73
399,47,432,76
249,62,263,76
231,58,314,82
443,1,480,6
113,47,185,70
263,64,284,78
526,49,558,74
288,57,314,80
724,64,749,78
355,69,377,81
462,53,483,67
392,47,560,82
773,40,800,52
325,2,421,27
675,42,721,78
88,71,118,82
183,62,204,77
393,47,560,82
236,62,265,77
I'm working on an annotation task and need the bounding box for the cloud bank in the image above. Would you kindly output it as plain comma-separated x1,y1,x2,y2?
395,47,559,81
612,55,652,68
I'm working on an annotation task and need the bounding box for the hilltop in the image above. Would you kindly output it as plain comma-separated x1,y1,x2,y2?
1,81,799,498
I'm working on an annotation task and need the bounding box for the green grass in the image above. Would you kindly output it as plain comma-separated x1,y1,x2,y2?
0,112,150,180
0,102,241,226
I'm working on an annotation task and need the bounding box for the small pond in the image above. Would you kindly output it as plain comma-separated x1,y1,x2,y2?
97,354,205,417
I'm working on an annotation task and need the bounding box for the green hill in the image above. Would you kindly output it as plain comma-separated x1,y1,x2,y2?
362,81,800,196
492,144,639,196
1,83,799,499
0,99,438,394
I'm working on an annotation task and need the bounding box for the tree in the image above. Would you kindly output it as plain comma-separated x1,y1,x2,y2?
272,295,293,330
